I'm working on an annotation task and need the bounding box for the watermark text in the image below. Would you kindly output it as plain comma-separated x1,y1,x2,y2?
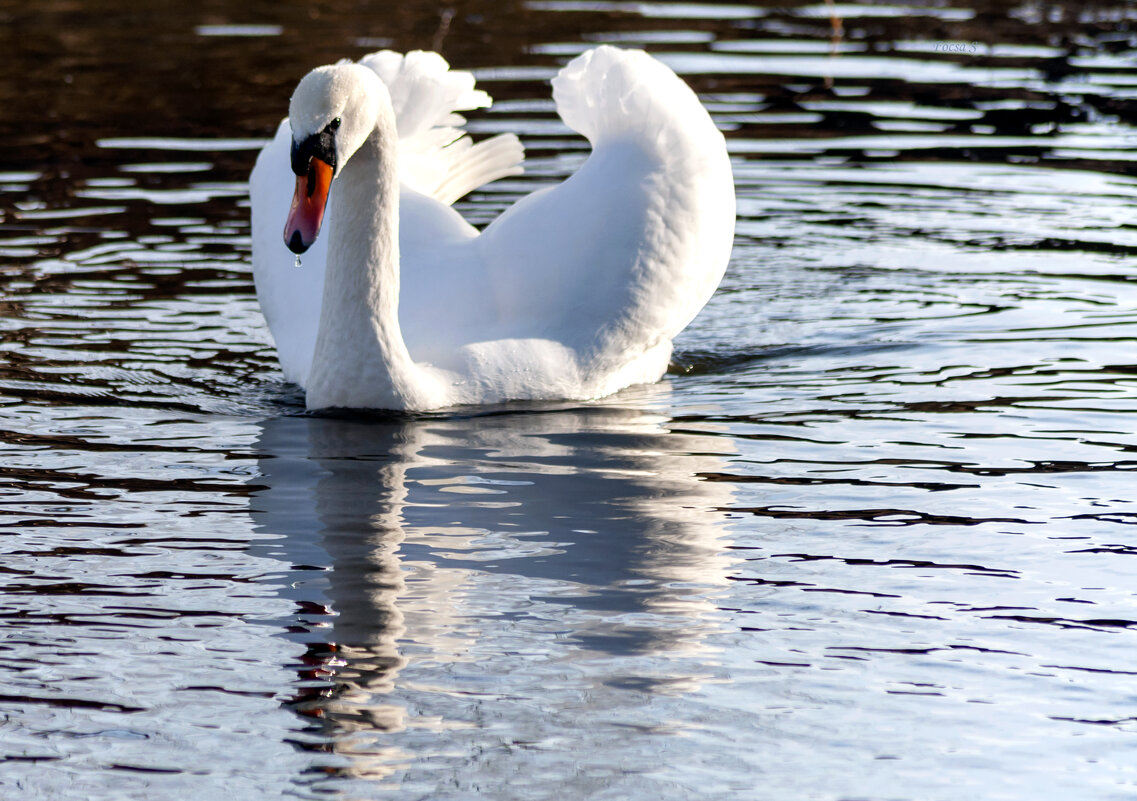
934,41,980,54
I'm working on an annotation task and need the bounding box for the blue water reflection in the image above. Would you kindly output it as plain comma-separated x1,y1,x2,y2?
248,404,739,795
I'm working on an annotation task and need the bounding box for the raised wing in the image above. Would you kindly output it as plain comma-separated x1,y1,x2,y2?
474,47,736,376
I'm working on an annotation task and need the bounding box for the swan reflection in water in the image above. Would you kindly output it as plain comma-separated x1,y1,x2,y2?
249,399,738,784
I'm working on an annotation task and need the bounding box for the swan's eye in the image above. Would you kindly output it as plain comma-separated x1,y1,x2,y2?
326,118,341,134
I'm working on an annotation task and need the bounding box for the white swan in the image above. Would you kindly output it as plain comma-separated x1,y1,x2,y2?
250,47,735,411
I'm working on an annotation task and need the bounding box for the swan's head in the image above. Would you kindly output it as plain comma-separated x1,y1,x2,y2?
284,63,385,254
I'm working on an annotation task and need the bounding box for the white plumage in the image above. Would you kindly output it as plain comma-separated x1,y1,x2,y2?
250,46,735,411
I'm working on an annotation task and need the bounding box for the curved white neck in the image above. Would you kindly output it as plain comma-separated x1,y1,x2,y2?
305,115,436,411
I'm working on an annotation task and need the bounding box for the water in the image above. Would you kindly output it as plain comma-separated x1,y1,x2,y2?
2,0,1137,798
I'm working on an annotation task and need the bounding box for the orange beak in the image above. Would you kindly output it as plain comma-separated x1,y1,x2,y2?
284,156,333,254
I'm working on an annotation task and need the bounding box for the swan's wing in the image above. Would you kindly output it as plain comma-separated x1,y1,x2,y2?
475,47,735,381
251,119,328,387
359,50,524,205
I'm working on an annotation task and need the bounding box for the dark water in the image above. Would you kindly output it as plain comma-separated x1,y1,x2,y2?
3,1,1137,798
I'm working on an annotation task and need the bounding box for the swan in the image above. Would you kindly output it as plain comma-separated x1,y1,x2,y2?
250,46,735,411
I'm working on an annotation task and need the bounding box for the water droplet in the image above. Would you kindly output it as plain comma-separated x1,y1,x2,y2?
294,255,302,268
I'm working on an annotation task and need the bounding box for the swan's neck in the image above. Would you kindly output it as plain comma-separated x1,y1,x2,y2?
306,117,436,410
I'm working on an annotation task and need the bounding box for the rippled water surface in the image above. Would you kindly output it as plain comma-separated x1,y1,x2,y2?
3,1,1137,798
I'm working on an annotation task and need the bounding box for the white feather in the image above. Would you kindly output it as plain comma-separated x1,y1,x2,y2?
250,46,735,410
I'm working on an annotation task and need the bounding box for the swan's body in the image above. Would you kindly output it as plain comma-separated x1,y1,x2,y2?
251,47,734,411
